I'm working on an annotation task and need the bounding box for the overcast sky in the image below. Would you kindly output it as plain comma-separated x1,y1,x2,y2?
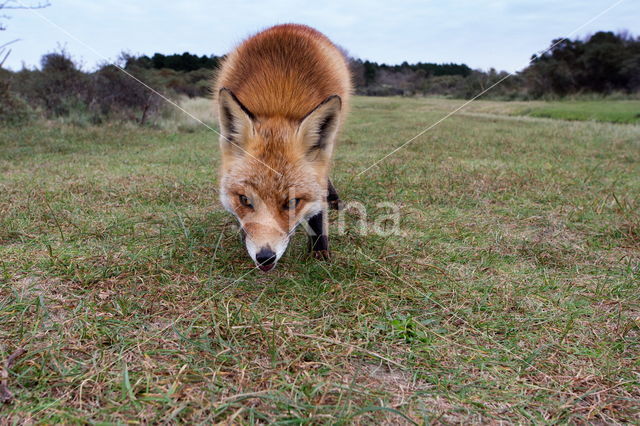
2,0,638,72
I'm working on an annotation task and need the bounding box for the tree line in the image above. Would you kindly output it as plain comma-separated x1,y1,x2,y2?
126,52,221,72
1,31,638,126
121,31,640,98
523,31,640,96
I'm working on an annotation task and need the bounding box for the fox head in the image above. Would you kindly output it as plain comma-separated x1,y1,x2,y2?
217,88,342,271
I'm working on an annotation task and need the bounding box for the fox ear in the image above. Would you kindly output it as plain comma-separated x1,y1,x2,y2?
218,88,255,152
298,95,342,161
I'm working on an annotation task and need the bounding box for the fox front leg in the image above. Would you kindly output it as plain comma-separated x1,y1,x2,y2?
306,209,330,260
327,179,343,211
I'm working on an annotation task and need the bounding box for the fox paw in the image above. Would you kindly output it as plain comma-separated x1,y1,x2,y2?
312,250,331,261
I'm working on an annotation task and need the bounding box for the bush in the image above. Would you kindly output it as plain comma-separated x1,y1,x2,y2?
422,75,465,96
0,70,33,125
92,64,168,123
34,51,92,117
4,50,175,125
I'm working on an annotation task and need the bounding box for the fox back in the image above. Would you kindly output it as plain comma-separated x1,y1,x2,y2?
214,24,351,270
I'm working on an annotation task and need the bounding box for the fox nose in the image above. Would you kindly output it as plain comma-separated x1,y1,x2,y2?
255,248,276,271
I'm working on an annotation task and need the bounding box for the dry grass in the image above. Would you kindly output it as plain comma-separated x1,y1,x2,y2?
1,96,639,423
159,96,217,131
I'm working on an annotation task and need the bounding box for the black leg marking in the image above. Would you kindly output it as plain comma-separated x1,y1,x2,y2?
327,179,343,210
306,211,330,260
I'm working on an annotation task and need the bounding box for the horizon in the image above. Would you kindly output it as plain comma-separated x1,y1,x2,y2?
1,0,639,73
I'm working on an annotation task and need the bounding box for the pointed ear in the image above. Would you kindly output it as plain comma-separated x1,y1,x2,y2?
218,88,255,152
297,95,342,161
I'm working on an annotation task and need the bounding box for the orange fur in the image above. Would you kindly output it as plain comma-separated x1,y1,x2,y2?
213,24,351,270
215,24,351,121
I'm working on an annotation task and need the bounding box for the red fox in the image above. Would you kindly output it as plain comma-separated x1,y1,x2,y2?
214,24,351,271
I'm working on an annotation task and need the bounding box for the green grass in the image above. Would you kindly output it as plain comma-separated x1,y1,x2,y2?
519,100,640,124
1,97,639,423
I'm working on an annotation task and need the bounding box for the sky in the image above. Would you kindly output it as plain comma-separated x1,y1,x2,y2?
1,0,638,72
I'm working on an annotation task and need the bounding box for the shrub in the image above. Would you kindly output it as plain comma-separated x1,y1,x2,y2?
422,75,465,96
92,64,168,124
33,51,92,117
0,70,33,125
5,50,174,125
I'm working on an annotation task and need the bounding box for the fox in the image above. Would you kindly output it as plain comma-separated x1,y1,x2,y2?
214,24,352,272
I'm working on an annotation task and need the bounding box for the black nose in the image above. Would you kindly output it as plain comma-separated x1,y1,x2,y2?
256,248,276,266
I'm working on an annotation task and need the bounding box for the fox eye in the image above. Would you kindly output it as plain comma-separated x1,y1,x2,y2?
239,194,253,208
284,198,301,210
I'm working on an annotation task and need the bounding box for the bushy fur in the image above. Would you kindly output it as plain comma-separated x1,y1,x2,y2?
214,24,352,269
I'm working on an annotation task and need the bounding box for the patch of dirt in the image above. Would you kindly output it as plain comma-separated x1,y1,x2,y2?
9,276,70,328
335,361,472,423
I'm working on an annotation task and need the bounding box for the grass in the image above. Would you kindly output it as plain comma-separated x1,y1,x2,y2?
519,100,640,124
160,96,218,131
1,96,639,423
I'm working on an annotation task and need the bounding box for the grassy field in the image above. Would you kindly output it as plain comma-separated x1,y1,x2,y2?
520,100,640,124
412,98,640,125
1,96,639,423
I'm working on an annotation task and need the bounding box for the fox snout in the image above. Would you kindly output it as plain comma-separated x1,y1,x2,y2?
255,247,277,272
243,222,290,272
